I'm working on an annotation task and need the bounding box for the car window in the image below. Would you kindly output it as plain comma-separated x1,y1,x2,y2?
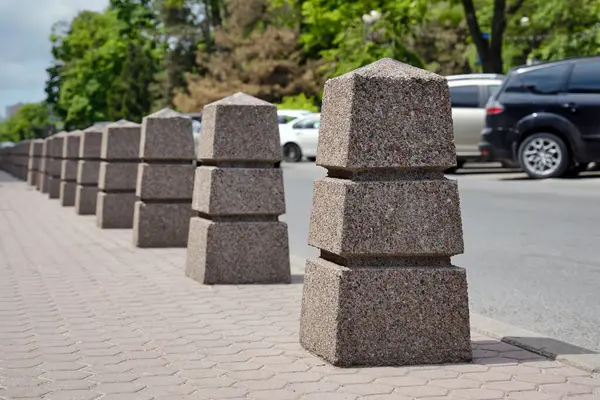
449,85,480,108
519,64,570,95
567,61,600,94
293,119,320,129
488,84,501,99
278,115,296,124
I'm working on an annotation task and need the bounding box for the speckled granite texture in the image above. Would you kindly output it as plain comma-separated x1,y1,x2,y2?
191,166,285,216
185,217,290,284
300,258,471,367
48,134,65,200
96,192,137,229
59,181,76,207
316,58,456,171
27,140,43,187
75,186,98,215
75,125,105,215
133,110,195,248
61,160,78,181
62,131,81,159
299,58,471,367
76,161,100,185
186,92,290,284
308,178,463,256
139,108,194,160
100,121,141,160
98,162,139,191
48,177,61,199
135,163,195,200
79,125,103,159
133,202,194,248
197,92,281,162
27,171,37,186
95,122,141,228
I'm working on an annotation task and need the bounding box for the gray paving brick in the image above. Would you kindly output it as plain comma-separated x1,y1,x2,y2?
0,170,599,400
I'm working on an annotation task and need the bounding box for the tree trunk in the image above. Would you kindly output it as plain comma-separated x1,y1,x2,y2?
460,0,493,72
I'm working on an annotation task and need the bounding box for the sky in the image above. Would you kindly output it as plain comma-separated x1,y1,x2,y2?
0,0,109,119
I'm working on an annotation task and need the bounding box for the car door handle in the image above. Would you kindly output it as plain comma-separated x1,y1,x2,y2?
562,103,578,112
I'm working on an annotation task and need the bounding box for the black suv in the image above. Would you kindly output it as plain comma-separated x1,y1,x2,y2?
479,56,600,179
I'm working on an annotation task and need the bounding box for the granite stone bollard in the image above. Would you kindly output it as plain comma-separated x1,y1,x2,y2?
27,140,44,186
96,121,141,229
185,92,291,284
59,131,82,206
133,109,195,248
38,138,50,192
75,125,104,215
47,132,67,198
298,59,472,367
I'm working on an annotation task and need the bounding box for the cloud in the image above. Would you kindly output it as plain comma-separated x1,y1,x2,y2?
0,0,108,117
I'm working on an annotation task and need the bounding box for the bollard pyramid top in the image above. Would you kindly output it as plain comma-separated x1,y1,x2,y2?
28,139,44,157
139,108,194,160
62,130,83,159
48,132,67,157
100,120,141,160
316,58,456,171
198,92,281,163
80,124,105,159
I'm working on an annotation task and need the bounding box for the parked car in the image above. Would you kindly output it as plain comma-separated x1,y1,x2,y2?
479,56,600,179
279,113,320,162
446,74,509,170
277,109,313,124
181,112,202,155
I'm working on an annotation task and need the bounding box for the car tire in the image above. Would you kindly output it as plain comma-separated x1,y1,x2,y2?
307,157,316,162
518,133,570,179
283,143,303,163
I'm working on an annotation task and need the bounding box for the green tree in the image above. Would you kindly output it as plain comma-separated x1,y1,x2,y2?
1,103,53,141
45,2,161,128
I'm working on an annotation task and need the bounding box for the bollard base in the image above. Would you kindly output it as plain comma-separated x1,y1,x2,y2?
96,192,136,229
59,181,77,206
75,185,98,215
40,174,50,193
27,170,37,186
48,176,61,199
299,257,472,367
133,201,194,248
185,217,291,285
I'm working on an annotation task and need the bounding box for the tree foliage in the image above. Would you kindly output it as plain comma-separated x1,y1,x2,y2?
30,0,600,134
0,103,53,142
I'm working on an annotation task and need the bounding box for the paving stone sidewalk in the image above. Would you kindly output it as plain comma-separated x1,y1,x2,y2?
1,171,599,400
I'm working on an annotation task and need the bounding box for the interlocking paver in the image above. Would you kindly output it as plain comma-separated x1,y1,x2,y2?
1,171,599,400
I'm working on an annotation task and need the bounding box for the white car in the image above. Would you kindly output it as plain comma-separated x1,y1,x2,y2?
277,109,313,125
280,113,320,162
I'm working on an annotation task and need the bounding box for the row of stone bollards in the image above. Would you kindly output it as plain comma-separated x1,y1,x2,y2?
0,59,471,368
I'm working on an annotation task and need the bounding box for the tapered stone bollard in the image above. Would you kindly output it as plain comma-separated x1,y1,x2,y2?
38,139,50,192
133,109,195,247
48,132,67,198
299,59,471,367
27,140,44,186
75,125,104,215
185,92,291,284
96,121,141,229
59,131,82,206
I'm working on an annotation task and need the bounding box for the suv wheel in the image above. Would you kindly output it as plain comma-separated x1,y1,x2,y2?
518,133,570,179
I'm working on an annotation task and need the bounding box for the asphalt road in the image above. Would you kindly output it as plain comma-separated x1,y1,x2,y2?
281,162,600,353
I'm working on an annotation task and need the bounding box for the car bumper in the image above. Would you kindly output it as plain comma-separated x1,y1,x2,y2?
479,127,513,162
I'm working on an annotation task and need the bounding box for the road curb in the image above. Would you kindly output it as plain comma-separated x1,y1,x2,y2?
291,255,600,373
470,313,600,373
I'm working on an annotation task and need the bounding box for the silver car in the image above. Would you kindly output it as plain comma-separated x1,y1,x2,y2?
447,74,513,169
